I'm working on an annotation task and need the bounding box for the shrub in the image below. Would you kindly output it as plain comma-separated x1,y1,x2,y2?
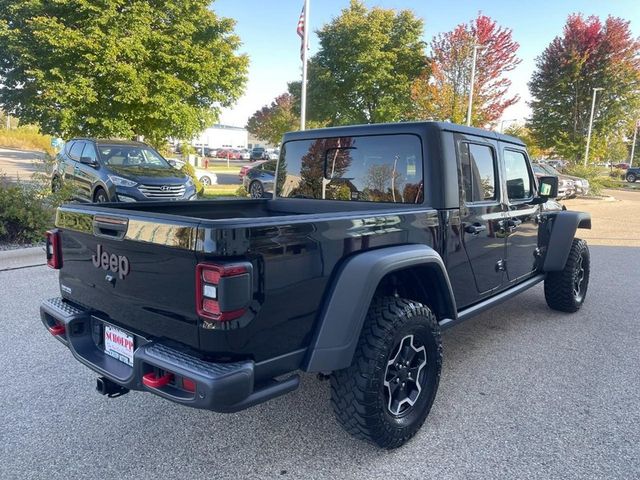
609,168,626,179
235,185,248,197
0,181,52,243
0,153,75,244
0,126,55,155
180,162,204,196
565,164,618,195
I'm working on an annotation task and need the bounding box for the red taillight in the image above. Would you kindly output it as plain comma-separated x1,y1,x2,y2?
196,263,250,322
182,378,196,392
45,229,62,269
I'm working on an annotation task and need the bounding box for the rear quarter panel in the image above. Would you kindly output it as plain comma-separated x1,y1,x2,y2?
196,209,442,362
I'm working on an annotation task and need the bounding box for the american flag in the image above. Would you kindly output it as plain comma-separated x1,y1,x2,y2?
297,4,307,61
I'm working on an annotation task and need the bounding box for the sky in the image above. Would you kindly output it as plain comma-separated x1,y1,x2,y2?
213,0,640,128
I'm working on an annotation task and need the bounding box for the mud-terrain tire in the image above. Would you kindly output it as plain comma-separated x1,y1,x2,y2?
544,238,590,313
330,296,442,449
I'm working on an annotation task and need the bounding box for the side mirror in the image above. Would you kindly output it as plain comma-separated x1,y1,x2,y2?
533,175,558,204
168,160,176,167
80,156,99,168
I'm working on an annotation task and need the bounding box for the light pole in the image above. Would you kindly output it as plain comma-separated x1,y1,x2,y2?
500,118,518,133
583,87,603,166
630,120,639,168
466,45,487,127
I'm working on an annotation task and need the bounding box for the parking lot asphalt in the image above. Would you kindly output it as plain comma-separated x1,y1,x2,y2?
564,189,640,247
1,240,638,480
0,147,45,180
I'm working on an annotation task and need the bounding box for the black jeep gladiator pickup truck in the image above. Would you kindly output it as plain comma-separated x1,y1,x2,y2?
41,122,591,448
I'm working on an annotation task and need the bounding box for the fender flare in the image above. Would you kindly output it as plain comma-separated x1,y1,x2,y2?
543,211,591,271
304,244,456,373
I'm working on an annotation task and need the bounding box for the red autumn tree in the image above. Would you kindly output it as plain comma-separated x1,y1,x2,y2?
528,15,640,162
411,14,521,127
246,93,298,146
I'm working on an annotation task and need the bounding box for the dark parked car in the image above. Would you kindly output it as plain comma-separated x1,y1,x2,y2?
626,167,639,182
52,139,197,203
242,160,276,198
250,147,267,161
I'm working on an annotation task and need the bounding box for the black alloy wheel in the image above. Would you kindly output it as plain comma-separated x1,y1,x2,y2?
249,181,264,198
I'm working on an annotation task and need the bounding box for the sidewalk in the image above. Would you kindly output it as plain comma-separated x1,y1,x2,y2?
0,246,46,271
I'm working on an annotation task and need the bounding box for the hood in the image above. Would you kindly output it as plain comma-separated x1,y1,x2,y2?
108,165,189,184
561,174,586,183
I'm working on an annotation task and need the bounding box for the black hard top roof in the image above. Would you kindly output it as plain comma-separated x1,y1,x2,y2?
282,121,525,147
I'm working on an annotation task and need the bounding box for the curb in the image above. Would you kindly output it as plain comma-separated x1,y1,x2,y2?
0,246,46,271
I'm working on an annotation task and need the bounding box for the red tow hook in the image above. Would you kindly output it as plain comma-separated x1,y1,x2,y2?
142,372,174,389
48,324,66,336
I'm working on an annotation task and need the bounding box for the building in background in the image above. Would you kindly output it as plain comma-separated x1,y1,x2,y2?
247,133,276,150
191,124,248,150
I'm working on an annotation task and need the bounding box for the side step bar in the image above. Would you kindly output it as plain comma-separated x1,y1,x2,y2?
440,274,545,330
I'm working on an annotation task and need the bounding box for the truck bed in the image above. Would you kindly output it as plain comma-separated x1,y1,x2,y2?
80,197,428,222
54,197,441,368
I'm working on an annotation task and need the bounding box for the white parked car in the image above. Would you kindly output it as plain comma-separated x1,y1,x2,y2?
168,159,216,186
195,168,218,186
266,149,280,160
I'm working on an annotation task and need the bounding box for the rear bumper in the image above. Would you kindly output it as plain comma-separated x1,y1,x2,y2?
40,297,298,412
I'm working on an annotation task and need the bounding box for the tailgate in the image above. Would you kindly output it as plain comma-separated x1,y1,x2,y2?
55,207,201,348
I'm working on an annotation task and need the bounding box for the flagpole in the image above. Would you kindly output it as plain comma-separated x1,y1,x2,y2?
300,0,309,131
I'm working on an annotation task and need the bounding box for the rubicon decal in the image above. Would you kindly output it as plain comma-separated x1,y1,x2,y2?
92,244,130,279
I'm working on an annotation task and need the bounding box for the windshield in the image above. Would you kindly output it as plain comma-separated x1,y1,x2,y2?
532,164,546,175
541,164,561,175
98,145,172,169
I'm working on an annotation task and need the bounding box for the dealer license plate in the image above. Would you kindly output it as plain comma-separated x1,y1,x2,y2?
104,324,134,367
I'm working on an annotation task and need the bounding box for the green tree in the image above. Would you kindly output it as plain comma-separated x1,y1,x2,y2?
0,0,248,146
503,124,550,159
292,0,426,126
246,93,298,146
528,14,640,163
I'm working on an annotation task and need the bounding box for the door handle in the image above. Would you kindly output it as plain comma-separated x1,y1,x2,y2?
465,223,487,235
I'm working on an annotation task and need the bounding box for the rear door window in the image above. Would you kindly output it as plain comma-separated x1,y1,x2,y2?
68,141,85,161
459,142,497,202
277,134,423,204
262,160,277,172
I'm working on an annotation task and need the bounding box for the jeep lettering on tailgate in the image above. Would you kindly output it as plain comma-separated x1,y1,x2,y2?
91,244,130,279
